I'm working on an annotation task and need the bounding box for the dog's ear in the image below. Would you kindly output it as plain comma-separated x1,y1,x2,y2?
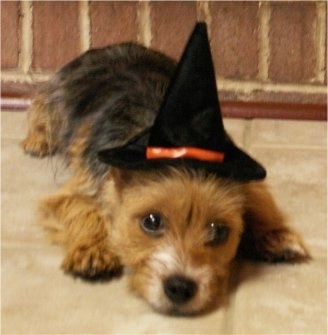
238,182,310,263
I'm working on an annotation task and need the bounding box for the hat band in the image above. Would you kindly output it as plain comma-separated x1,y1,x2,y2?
146,147,225,162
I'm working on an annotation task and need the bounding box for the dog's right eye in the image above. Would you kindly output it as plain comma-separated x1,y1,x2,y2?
205,221,230,246
140,213,164,236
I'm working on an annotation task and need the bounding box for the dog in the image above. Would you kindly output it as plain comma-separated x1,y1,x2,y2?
21,32,310,315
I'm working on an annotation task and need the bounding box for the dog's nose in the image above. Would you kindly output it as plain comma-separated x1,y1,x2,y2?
164,275,197,304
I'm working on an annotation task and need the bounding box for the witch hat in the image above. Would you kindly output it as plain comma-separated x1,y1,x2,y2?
98,22,266,181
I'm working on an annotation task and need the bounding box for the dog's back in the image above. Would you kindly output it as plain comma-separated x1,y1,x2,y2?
30,43,176,176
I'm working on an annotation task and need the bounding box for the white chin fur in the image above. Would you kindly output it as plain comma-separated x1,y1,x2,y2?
141,246,215,314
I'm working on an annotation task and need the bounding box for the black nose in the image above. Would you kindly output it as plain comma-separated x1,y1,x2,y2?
164,275,197,304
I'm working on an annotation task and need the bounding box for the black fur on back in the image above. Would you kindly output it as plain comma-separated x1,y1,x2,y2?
44,43,177,177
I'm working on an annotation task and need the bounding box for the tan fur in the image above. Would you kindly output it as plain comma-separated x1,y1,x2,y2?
20,93,62,157
20,95,51,157
101,168,244,314
240,182,310,262
21,94,310,315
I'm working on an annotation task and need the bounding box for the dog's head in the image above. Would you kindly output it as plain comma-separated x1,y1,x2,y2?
102,167,245,315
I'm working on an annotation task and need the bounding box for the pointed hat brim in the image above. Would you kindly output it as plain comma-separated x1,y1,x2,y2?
98,131,266,180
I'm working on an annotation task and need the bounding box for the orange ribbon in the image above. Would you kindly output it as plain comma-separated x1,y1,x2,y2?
146,147,225,162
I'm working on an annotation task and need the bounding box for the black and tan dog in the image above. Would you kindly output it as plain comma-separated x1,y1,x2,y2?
21,23,309,315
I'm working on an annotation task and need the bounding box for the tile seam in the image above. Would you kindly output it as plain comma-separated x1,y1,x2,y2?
1,241,60,249
243,119,253,150
250,144,327,151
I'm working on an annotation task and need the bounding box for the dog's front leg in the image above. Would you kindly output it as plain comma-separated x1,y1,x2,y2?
39,192,122,279
239,182,310,263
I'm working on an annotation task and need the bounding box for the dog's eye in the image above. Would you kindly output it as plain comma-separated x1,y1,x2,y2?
205,222,230,246
140,213,164,236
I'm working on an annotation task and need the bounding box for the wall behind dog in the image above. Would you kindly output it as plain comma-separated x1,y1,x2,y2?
1,1,327,118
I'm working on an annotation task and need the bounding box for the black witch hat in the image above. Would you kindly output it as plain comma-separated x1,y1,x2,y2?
98,22,266,181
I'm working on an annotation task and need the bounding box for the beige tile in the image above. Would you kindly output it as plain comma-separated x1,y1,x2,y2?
1,111,27,139
250,147,326,187
1,246,141,334
271,182,327,258
2,246,229,334
223,118,247,147
249,147,327,258
249,119,327,148
2,138,70,245
231,259,327,334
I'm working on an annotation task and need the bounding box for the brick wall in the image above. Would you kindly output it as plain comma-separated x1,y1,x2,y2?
1,1,327,118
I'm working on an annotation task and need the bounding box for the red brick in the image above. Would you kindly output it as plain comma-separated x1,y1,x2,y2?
210,2,259,80
90,1,138,48
150,1,197,60
32,2,80,70
268,2,317,83
1,1,20,69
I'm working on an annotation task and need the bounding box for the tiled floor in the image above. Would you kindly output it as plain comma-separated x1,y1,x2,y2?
1,111,327,334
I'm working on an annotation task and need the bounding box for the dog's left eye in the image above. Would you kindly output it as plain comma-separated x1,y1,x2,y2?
205,221,230,246
140,213,164,236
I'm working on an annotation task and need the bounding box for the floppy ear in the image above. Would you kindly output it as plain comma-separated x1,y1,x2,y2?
238,182,310,263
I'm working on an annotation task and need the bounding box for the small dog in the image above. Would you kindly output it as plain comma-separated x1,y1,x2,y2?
21,25,310,315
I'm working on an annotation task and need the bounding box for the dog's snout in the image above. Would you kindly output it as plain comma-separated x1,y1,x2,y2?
164,275,197,304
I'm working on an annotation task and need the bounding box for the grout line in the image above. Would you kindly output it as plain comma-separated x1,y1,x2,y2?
196,1,211,31
220,261,244,334
315,2,327,84
79,0,91,52
1,241,59,250
19,0,33,73
243,119,253,150
2,69,326,95
221,297,235,334
257,2,270,82
137,0,151,47
249,143,327,151
1,71,51,83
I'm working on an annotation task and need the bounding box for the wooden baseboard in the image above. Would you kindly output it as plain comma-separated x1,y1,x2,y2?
1,86,327,120
220,101,327,121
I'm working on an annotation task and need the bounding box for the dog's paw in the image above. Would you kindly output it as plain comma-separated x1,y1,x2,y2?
256,229,311,263
20,134,52,158
62,243,122,280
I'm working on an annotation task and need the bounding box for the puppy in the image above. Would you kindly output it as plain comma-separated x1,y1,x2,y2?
21,40,310,315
